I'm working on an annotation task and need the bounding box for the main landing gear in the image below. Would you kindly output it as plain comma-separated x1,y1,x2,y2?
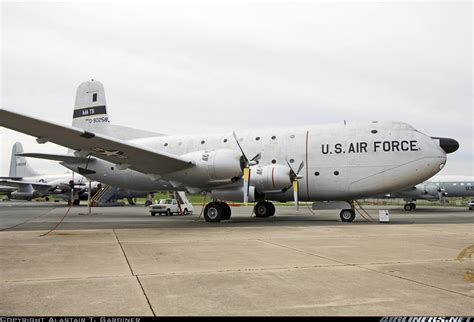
203,201,277,222
254,201,275,218
203,201,232,222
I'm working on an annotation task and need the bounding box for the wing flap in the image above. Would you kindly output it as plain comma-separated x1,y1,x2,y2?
16,153,92,163
0,109,193,175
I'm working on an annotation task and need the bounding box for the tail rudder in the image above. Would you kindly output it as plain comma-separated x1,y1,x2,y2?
72,80,110,130
9,142,40,178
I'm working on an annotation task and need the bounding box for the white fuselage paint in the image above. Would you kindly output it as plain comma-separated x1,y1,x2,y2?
62,121,448,202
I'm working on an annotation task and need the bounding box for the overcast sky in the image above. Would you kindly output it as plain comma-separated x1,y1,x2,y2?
1,1,472,177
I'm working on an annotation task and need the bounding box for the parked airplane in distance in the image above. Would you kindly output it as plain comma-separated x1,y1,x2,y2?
385,175,474,211
0,142,92,203
0,80,459,222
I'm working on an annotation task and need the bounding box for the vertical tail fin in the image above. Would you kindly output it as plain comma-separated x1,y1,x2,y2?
72,80,110,130
9,142,41,178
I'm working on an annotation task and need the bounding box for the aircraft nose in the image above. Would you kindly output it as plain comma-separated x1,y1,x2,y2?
431,137,459,154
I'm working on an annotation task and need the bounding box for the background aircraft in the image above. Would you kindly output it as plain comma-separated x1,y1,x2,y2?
384,175,474,211
0,142,91,203
0,80,459,222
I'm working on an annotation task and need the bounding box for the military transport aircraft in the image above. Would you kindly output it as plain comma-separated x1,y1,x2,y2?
0,142,92,203
384,175,474,211
0,80,459,222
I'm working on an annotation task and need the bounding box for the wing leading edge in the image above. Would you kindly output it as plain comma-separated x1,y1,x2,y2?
0,109,193,175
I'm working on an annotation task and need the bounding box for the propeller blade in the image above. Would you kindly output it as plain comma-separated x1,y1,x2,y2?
296,161,304,175
243,167,251,204
249,152,261,165
293,180,299,211
233,131,248,162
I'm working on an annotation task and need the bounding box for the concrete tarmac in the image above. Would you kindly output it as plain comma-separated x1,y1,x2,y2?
0,201,472,316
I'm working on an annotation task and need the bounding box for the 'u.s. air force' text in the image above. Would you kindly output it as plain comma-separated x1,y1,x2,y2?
322,140,419,154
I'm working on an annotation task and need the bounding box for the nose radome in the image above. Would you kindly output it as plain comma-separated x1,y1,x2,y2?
431,137,460,154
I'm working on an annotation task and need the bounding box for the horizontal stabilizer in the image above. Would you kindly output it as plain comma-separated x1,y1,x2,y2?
17,153,92,163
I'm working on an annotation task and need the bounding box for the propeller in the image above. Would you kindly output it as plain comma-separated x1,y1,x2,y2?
438,188,448,204
232,131,261,203
286,158,304,211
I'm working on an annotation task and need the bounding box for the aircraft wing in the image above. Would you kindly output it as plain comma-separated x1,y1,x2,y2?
0,109,194,175
0,179,52,189
16,153,93,163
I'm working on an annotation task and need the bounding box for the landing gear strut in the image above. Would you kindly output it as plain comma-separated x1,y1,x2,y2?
254,201,275,218
203,201,232,222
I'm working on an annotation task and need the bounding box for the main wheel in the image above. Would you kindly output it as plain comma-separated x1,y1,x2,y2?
150,212,156,216
203,202,224,222
404,204,413,211
219,202,232,220
340,209,355,222
254,201,273,218
166,209,171,216
267,202,275,217
410,202,416,210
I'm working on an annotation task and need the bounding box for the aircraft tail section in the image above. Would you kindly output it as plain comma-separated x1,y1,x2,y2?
73,80,110,130
72,80,164,140
9,142,41,178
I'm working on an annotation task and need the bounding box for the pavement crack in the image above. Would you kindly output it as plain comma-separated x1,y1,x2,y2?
113,229,156,316
358,265,473,299
257,239,348,265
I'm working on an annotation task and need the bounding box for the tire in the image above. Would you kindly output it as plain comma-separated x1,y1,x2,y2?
410,203,416,210
166,209,171,216
45,197,50,201
254,201,271,218
404,204,413,212
340,209,355,222
203,202,224,222
145,200,153,207
219,202,231,220
150,212,156,216
267,202,275,216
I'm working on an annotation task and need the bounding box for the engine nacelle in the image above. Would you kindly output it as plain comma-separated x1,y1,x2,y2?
212,186,256,203
422,183,440,196
176,149,243,184
249,164,292,193
10,191,35,200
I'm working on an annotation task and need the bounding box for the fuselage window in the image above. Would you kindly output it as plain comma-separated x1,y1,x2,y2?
271,135,276,140
314,171,320,176
334,171,339,176
164,143,168,147
223,139,228,143
201,140,205,144
371,130,378,134
255,137,260,141
289,159,294,163
271,159,276,164
290,134,295,139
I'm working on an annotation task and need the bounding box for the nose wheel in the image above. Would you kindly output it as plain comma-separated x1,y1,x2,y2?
404,202,416,211
340,209,355,222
